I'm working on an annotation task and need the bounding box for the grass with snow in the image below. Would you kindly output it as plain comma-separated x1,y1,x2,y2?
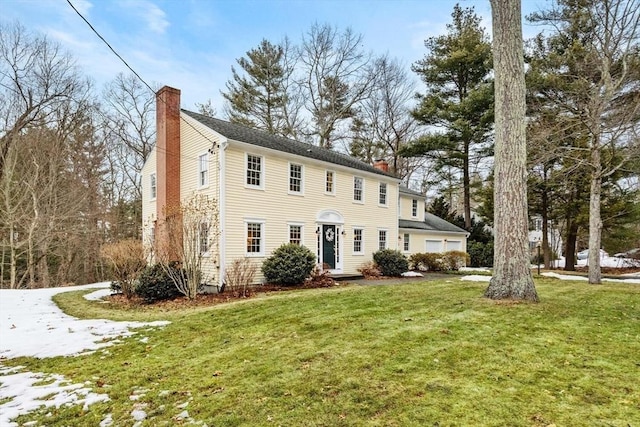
3,278,640,426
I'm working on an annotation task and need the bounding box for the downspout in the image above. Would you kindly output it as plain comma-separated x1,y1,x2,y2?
218,140,228,291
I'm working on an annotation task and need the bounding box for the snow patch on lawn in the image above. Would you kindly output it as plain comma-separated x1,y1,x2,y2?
460,275,491,282
0,283,169,359
401,271,423,277
460,272,639,284
0,283,170,426
0,366,110,427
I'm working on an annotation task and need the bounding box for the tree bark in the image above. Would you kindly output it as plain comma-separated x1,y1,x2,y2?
588,143,603,284
564,220,578,271
485,0,538,301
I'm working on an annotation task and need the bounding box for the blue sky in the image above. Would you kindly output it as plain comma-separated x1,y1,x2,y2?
4,0,549,110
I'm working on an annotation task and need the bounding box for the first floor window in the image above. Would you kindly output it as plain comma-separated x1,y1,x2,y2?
199,153,209,187
150,173,157,199
199,222,209,254
403,233,410,251
378,230,387,251
289,224,302,245
353,228,363,253
246,222,263,254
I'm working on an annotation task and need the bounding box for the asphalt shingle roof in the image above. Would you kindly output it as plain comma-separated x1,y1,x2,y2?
399,213,468,234
182,110,396,178
399,185,424,197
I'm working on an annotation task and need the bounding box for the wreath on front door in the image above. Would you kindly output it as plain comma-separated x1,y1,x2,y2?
325,228,335,242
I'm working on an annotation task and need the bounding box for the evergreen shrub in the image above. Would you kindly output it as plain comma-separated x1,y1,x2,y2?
261,244,316,285
136,263,183,303
373,249,408,277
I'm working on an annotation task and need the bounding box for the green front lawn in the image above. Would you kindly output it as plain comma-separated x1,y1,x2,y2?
5,278,640,426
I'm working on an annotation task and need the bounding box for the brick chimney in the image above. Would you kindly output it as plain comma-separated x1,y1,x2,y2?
156,86,181,260
373,159,389,173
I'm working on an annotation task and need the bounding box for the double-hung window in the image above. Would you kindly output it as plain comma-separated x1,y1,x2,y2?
150,173,157,199
353,177,364,202
403,233,410,252
378,230,387,251
353,228,363,254
199,222,209,254
246,154,262,188
289,224,302,245
325,170,335,194
198,153,209,187
289,163,303,194
246,221,264,255
379,183,387,206
412,199,418,217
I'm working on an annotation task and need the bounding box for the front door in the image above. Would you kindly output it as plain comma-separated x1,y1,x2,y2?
322,224,336,269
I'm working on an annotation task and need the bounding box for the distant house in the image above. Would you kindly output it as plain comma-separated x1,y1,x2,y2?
142,86,469,286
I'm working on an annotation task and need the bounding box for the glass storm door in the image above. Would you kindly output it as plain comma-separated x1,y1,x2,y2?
322,224,337,269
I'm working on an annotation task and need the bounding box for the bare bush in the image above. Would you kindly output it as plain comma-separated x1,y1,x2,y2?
224,257,257,297
100,239,146,298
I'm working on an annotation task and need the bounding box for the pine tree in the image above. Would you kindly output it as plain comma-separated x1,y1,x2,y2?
406,4,493,229
222,39,295,137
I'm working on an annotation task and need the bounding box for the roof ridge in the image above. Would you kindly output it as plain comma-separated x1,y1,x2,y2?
181,109,397,179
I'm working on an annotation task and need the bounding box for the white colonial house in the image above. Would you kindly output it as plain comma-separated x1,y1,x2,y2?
142,86,468,287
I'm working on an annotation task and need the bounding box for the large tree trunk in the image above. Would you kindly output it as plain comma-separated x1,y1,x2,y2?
588,144,603,284
485,0,538,302
541,179,551,269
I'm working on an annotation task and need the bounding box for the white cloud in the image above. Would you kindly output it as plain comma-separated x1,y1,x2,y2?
69,0,93,16
120,0,170,34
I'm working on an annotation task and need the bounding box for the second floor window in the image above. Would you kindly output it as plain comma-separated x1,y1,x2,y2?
412,199,418,217
353,177,363,202
379,183,387,205
199,153,209,187
289,164,302,193
246,154,262,187
326,171,334,194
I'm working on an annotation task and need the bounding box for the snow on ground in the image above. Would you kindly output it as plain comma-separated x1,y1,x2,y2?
0,282,169,359
459,267,491,273
460,272,640,284
0,283,170,426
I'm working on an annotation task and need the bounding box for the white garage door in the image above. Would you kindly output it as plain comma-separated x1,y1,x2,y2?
445,240,461,251
425,239,443,253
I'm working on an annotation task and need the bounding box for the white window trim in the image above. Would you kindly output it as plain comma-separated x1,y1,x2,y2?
352,226,364,255
199,220,211,257
245,153,264,190
353,176,365,204
403,233,410,252
378,228,388,251
288,162,304,196
325,170,335,196
198,152,210,189
150,173,157,200
378,182,388,207
412,199,418,218
287,222,304,245
244,218,265,257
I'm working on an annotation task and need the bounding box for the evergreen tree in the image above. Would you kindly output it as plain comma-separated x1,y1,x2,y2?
222,39,295,137
404,4,494,229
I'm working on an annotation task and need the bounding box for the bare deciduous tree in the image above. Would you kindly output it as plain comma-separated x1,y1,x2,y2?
156,194,219,299
0,22,89,182
298,24,376,149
